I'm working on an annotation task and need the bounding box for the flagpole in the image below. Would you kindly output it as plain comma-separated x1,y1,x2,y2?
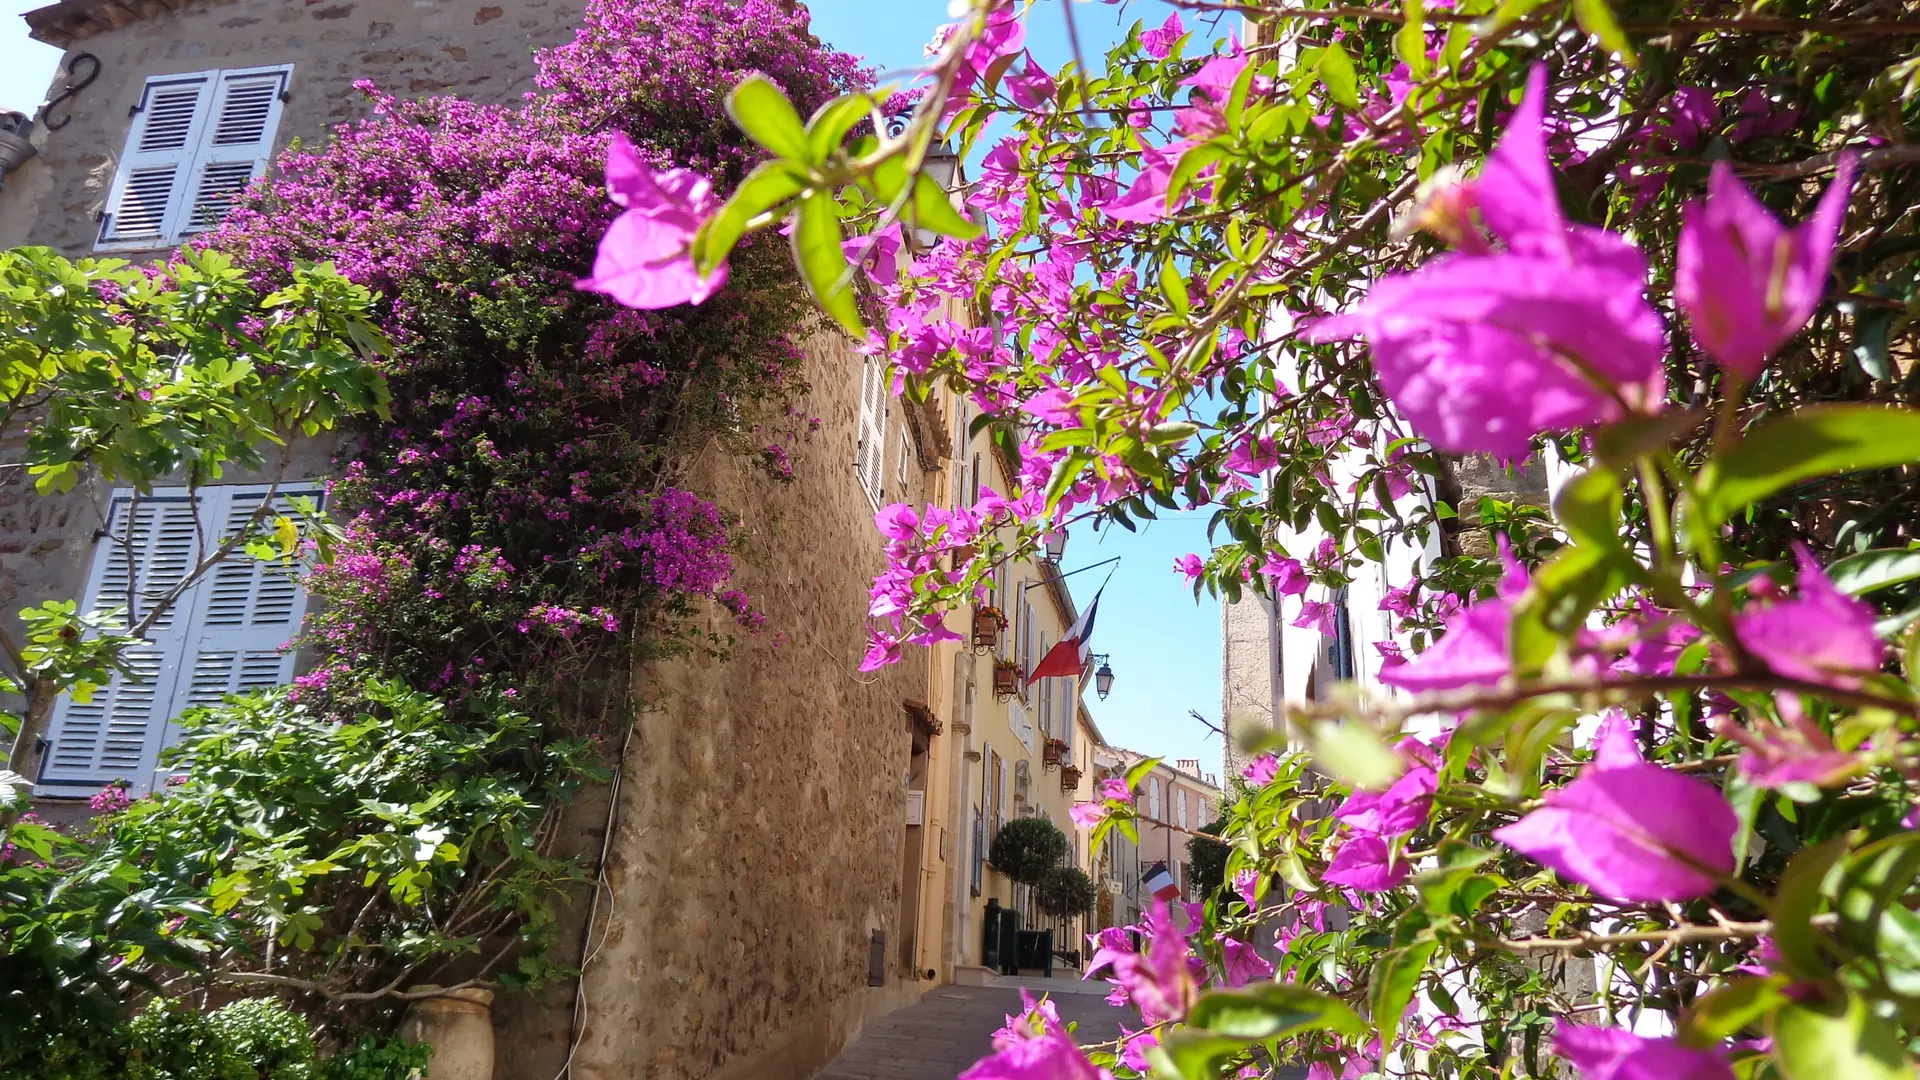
1020,555,1121,591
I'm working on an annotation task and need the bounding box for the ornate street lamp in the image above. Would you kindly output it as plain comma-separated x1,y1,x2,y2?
1092,655,1115,700
1043,530,1066,562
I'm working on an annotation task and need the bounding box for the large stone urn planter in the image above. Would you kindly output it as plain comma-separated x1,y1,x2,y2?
399,987,495,1080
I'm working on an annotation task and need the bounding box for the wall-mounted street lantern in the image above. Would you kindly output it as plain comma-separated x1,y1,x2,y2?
0,112,37,182
1092,655,1115,700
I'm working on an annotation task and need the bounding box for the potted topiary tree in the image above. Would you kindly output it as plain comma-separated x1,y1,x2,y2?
987,816,1068,885
1034,865,1097,919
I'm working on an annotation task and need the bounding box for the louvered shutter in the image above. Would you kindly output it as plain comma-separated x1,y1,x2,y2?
854,356,887,505
99,73,212,246
40,495,203,791
179,67,289,237
159,488,314,783
40,486,314,795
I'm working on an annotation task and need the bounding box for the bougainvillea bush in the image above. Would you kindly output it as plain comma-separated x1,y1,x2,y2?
612,0,1920,1075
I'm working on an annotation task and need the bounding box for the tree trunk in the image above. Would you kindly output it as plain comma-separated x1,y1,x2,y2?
6,676,57,786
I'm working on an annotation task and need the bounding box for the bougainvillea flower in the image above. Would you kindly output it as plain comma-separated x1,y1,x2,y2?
1302,253,1666,457
1101,141,1195,223
1097,776,1132,802
1088,901,1199,1023
1007,57,1057,110
1733,545,1884,689
1335,764,1437,836
1717,697,1864,789
1381,548,1527,692
1674,157,1857,378
857,630,901,673
1242,752,1280,785
1305,65,1666,456
1220,936,1275,987
1293,599,1338,635
960,1023,1111,1080
1174,553,1205,582
1259,555,1309,596
1551,1021,1734,1080
1321,833,1410,892
1140,12,1185,59
1232,868,1260,910
842,223,904,284
1069,801,1110,827
1493,727,1737,902
577,132,727,309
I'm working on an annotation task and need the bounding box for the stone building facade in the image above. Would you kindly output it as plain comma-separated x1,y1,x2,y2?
0,1,953,1078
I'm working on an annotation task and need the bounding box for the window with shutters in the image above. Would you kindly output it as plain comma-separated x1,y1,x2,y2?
97,65,292,250
39,484,319,796
1147,777,1162,820
1176,787,1188,830
853,354,887,507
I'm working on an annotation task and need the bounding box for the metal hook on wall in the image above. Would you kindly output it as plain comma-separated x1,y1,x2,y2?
39,52,100,132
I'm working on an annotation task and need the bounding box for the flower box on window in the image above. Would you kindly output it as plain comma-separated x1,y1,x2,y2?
991,658,1020,697
1042,738,1067,768
973,605,1006,649
1060,764,1083,793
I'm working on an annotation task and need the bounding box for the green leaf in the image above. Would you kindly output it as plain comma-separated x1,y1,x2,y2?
1552,468,1624,552
1571,0,1639,64
1044,452,1091,512
726,75,813,162
806,91,876,162
1151,1032,1255,1080
1311,721,1403,790
693,160,808,274
1680,975,1792,1046
1770,834,1849,982
911,172,982,241
1160,256,1191,317
790,194,863,337
1124,756,1163,790
1186,982,1368,1040
1395,0,1429,78
1770,992,1915,1080
1692,406,1920,529
1826,548,1920,597
1318,42,1361,110
1371,940,1438,1050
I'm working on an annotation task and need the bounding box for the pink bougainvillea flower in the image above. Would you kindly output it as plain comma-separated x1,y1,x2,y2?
991,990,1064,1048
1118,1029,1158,1073
1717,695,1864,789
1220,936,1275,987
1380,553,1529,692
1101,141,1196,223
1097,776,1133,803
1293,599,1338,635
857,631,901,673
1335,764,1437,836
1551,1021,1734,1080
874,502,920,544
1007,56,1057,110
1140,12,1185,59
1242,752,1280,785
1734,544,1884,689
1493,722,1738,902
1070,801,1111,828
960,1022,1110,1080
1232,868,1260,910
1675,156,1857,378
1087,901,1199,1023
842,223,904,284
1303,65,1666,457
1174,553,1206,583
1322,833,1410,892
577,132,728,309
1259,555,1309,596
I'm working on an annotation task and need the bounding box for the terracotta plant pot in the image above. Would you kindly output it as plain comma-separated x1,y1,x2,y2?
1060,765,1083,793
973,605,1005,649
992,661,1019,696
399,987,494,1080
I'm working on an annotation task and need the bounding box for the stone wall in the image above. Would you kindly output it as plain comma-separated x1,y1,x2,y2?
492,327,932,1080
0,0,583,253
1218,594,1273,782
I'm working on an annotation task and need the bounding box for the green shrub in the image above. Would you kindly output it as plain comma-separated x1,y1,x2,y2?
319,1036,433,1080
1034,865,1097,918
988,816,1068,885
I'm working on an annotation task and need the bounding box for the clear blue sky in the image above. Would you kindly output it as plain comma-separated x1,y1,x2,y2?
0,0,1228,774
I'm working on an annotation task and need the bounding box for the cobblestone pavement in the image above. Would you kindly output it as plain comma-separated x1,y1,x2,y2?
814,978,1128,1080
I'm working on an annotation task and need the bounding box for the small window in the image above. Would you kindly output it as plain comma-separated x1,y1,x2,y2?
98,65,292,250
854,355,887,507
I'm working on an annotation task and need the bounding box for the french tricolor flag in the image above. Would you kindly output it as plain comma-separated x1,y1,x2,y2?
1143,861,1180,902
1025,587,1102,685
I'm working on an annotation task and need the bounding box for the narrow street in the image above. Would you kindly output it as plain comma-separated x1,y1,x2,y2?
814,978,1131,1080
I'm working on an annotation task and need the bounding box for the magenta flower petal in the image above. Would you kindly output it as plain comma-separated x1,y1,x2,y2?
1322,833,1410,892
1378,594,1512,692
1494,760,1737,902
1734,545,1884,689
1674,157,1857,378
1552,1022,1734,1080
1334,765,1437,835
1141,12,1185,59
